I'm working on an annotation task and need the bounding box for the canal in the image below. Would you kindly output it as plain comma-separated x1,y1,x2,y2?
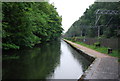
2,40,91,79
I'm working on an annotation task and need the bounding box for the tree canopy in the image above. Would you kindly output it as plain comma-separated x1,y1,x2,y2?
65,2,120,38
2,2,63,50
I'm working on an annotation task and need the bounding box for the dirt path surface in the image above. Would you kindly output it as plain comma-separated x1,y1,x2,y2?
63,39,119,80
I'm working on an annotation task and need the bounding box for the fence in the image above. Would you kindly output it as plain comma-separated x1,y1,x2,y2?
74,38,118,49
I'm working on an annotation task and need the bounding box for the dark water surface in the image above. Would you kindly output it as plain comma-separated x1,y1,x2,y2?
2,40,91,79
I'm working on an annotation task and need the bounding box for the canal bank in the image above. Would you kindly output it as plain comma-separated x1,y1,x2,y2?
63,39,119,80
3,40,91,79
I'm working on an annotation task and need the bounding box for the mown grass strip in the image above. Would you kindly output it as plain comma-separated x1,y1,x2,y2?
65,39,119,61
75,41,119,57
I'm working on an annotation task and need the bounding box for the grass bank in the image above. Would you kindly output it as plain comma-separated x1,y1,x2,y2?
65,39,119,61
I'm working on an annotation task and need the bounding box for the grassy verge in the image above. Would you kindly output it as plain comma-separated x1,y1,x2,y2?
65,39,119,61
75,41,119,57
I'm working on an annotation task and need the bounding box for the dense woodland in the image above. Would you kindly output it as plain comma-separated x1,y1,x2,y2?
65,2,120,38
2,2,63,50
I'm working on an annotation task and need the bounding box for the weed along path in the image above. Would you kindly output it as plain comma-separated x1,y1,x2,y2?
63,39,118,80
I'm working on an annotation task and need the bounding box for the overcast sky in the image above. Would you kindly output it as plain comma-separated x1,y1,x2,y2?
49,0,95,33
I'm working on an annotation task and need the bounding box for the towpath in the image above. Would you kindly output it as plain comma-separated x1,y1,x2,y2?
63,39,119,80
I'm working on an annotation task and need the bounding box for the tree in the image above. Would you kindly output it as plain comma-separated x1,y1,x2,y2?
65,2,120,38
2,2,63,50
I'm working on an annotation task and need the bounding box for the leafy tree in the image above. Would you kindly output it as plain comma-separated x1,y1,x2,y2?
65,2,120,38
2,2,63,50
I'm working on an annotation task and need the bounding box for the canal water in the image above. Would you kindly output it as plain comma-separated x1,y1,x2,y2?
2,40,91,79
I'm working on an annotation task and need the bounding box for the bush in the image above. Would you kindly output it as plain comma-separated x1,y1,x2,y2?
94,42,100,47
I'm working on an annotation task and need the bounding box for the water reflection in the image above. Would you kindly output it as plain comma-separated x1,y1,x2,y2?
47,40,91,79
3,40,61,79
2,40,91,79
67,44,91,72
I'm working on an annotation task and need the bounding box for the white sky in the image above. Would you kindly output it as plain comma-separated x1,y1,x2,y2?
49,0,96,33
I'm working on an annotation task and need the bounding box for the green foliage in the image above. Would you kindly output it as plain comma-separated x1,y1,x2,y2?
65,2,120,38
2,2,63,50
2,43,19,50
66,39,119,59
3,55,19,60
94,42,100,47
